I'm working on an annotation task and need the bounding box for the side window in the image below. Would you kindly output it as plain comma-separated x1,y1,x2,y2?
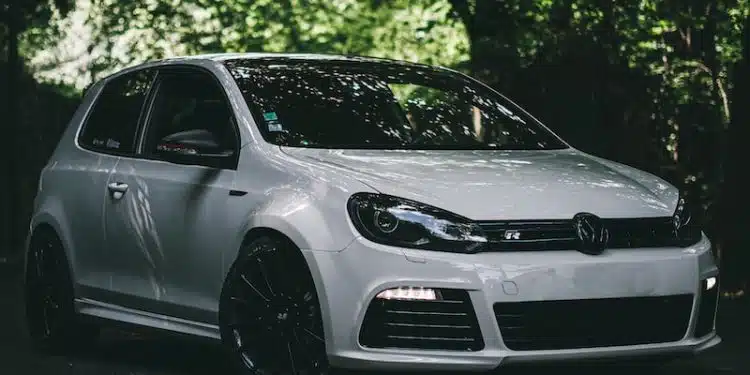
143,69,238,168
79,69,155,154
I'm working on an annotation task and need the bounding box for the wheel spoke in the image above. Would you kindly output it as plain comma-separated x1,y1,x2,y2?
240,274,270,303
291,328,319,370
34,248,44,280
232,329,245,351
229,295,253,306
41,302,51,337
299,327,324,343
227,320,253,330
286,340,298,374
255,257,276,297
266,248,298,296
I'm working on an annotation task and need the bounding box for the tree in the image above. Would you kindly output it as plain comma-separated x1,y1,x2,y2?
0,0,73,257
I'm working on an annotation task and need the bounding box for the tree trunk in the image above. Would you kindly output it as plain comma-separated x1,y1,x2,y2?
698,0,722,242
720,13,750,292
2,0,21,259
454,0,520,93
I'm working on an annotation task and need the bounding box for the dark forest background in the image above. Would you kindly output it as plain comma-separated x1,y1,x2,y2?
1,0,749,293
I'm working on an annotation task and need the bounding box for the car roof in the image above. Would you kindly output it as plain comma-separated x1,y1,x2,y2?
103,53,454,83
169,52,435,66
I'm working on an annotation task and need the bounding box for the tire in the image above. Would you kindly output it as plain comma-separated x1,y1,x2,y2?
219,235,330,375
24,229,99,354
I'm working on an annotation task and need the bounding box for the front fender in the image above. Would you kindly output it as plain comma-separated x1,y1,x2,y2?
226,187,361,272
224,144,377,276
237,196,356,247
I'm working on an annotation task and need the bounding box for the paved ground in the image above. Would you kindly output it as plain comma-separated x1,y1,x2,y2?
0,262,748,375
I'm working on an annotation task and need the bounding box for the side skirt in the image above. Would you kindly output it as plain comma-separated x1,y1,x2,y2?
75,298,222,341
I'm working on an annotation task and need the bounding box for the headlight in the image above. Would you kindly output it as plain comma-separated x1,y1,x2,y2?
347,193,488,253
673,195,702,246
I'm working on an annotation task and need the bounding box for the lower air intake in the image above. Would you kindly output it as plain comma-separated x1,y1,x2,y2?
694,279,719,337
358,289,484,351
494,294,693,351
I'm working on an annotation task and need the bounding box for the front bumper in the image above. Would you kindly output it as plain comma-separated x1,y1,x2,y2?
302,235,720,371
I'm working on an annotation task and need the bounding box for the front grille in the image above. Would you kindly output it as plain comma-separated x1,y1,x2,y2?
695,279,719,337
359,289,484,351
478,217,685,252
494,295,693,351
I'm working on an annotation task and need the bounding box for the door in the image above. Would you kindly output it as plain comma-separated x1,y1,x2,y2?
103,67,240,324
72,69,155,293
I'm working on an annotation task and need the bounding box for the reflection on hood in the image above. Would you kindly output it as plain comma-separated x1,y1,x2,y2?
280,147,678,221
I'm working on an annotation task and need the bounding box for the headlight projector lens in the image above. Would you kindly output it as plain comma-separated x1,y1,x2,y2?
374,210,399,233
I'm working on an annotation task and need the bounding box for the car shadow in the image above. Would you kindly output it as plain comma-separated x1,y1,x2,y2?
43,328,235,375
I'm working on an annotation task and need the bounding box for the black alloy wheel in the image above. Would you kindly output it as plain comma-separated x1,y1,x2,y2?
24,229,98,353
220,235,330,375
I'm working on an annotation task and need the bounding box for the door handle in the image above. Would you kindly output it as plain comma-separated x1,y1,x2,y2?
107,182,129,199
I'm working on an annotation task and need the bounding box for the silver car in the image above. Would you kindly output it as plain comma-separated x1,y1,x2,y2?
24,53,720,374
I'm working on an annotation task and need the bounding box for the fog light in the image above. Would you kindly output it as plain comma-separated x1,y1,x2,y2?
705,277,717,290
376,287,439,301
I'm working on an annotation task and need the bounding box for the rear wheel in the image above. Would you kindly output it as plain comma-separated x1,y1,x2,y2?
219,235,330,375
24,229,98,353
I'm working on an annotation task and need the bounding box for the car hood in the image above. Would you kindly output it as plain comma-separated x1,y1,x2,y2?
279,147,679,221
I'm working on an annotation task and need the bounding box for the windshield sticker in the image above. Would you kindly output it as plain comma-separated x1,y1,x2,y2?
106,138,120,149
263,112,278,121
267,120,283,132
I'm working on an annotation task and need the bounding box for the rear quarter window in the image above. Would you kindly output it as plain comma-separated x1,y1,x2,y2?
78,69,155,154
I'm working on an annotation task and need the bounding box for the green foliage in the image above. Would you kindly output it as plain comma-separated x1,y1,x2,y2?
0,0,74,54
78,0,468,80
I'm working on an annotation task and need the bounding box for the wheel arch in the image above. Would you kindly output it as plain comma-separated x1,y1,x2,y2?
225,208,354,274
221,225,334,354
25,215,75,289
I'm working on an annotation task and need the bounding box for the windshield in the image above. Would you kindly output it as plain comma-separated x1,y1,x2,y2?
223,58,568,151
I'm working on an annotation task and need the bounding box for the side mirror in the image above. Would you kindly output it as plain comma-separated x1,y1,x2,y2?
156,129,234,166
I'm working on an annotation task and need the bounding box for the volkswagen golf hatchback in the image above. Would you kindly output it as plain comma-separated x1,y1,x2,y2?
25,53,720,374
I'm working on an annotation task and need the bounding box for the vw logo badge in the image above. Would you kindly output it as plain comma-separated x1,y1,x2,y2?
572,212,609,255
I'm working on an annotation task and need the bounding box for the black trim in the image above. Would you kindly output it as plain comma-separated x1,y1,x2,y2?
134,70,162,154
77,285,217,324
229,190,247,196
477,216,699,252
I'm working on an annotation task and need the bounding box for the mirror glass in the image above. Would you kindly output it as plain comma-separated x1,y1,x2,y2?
156,129,231,157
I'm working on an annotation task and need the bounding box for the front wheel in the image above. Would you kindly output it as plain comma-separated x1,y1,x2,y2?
219,235,330,375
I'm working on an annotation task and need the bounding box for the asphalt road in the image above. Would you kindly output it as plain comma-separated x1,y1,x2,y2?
1,262,748,375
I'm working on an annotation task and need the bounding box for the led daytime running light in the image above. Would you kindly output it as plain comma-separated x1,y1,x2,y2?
375,287,439,301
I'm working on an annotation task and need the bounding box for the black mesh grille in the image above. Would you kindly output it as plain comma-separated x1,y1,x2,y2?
478,217,689,252
494,295,693,351
359,289,484,351
695,280,719,337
